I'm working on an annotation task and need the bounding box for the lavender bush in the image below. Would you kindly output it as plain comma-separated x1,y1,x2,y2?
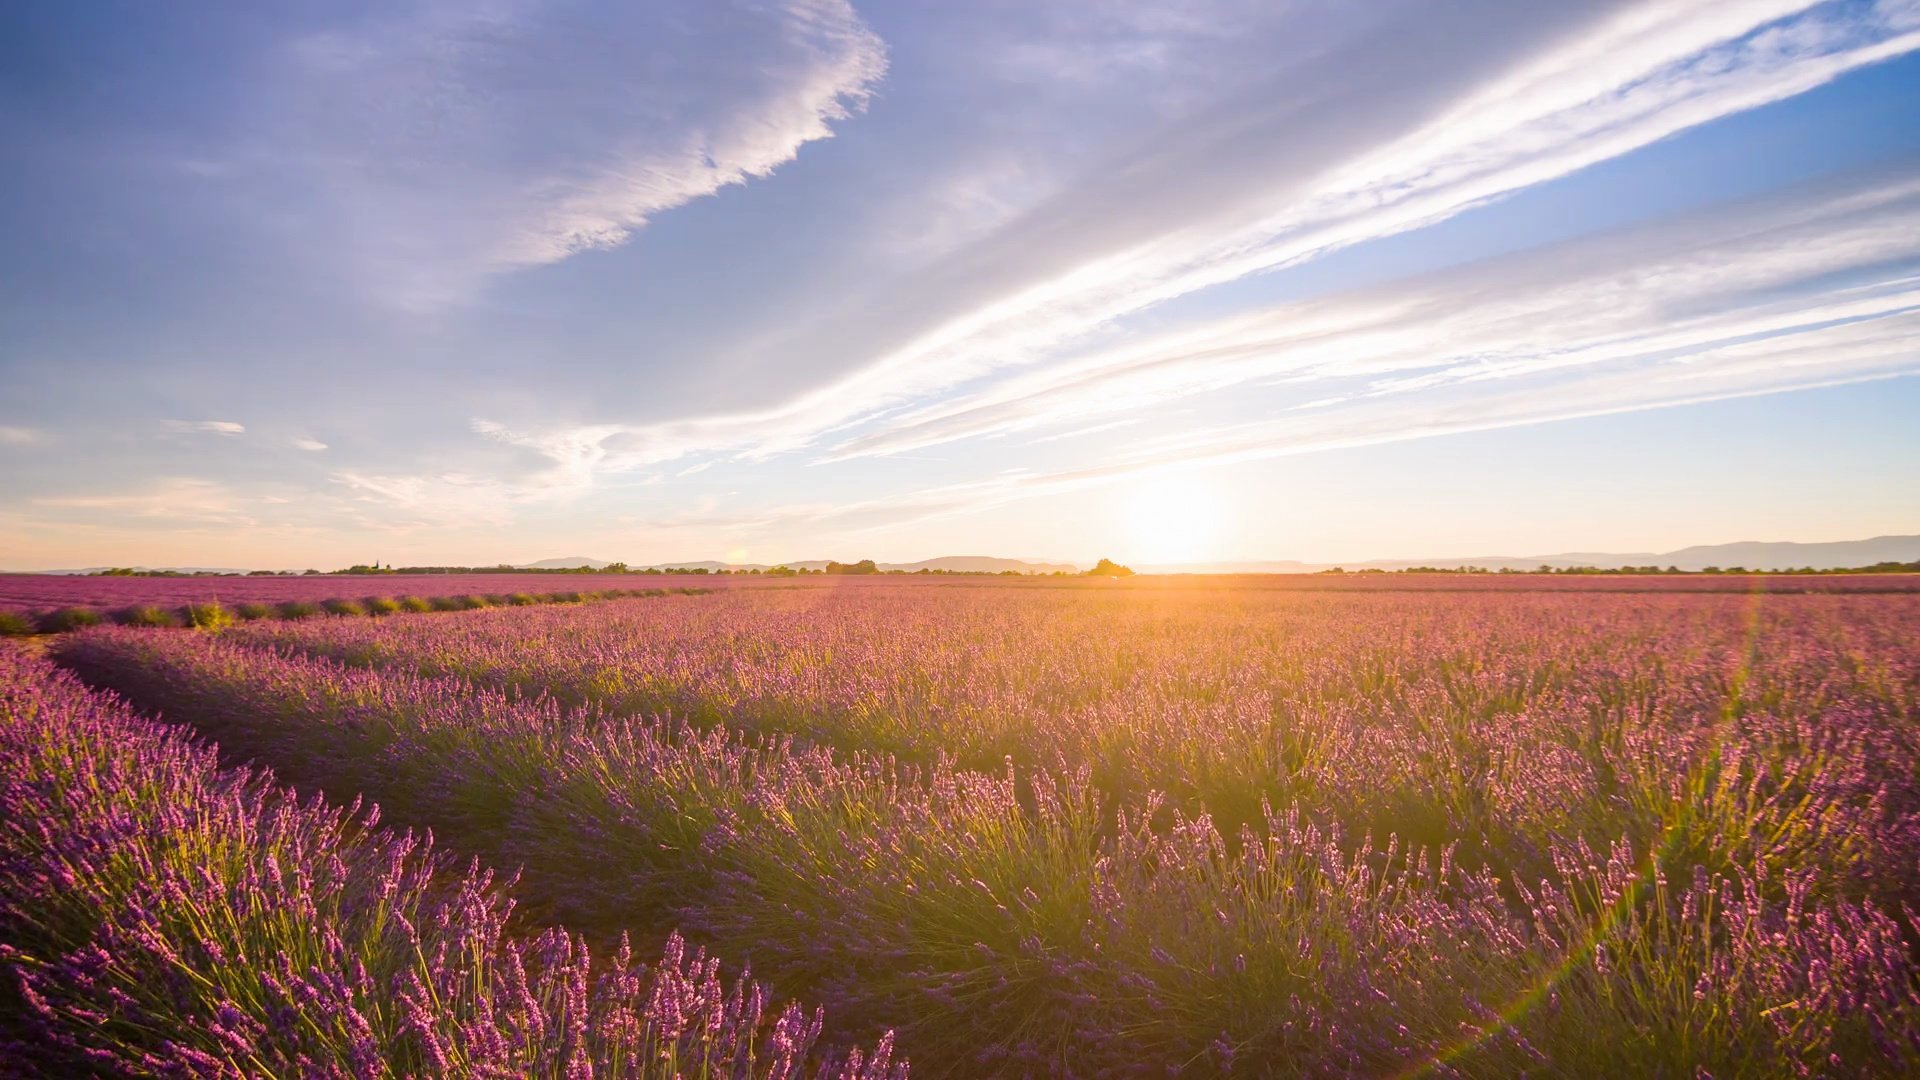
0,648,903,1078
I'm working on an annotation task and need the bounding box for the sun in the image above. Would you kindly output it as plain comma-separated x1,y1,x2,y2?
1115,474,1222,566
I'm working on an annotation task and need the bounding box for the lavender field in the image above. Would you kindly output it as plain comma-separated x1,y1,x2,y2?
8,577,1920,1076
0,573,726,629
3,571,1911,619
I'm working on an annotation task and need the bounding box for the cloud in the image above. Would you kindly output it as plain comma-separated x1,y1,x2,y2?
1092,319,1920,481
164,420,247,436
0,426,39,446
291,437,329,451
483,0,1920,478
822,168,1920,460
233,0,885,307
32,478,258,526
329,470,522,528
808,0,1920,433
625,165,1920,538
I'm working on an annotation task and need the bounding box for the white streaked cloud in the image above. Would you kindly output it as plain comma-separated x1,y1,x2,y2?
164,420,247,436
32,478,259,527
824,169,1920,461
0,426,39,446
482,0,1920,480
329,470,525,528
291,437,329,452
229,0,885,307
1127,317,1920,467
544,165,1920,539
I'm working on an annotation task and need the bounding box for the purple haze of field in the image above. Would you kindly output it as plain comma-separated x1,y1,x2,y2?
4,571,1916,618
43,580,1920,1075
0,648,903,1078
0,571,723,615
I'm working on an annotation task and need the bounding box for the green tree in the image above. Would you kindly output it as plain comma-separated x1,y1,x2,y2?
824,559,879,575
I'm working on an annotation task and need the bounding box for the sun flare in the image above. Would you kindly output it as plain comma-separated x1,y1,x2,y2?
1116,474,1222,566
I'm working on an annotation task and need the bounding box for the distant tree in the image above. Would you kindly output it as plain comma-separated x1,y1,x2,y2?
1086,558,1134,577
605,562,629,573
824,559,879,575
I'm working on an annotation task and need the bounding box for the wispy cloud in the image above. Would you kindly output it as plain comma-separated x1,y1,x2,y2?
291,437,329,452
32,478,258,526
0,426,39,446
598,165,1920,539
484,0,1920,480
329,470,524,528
228,0,885,307
823,168,1920,461
164,420,247,436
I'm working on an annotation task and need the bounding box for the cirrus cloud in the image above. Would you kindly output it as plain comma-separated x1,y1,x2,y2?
163,420,247,436
230,0,887,308
480,0,1920,481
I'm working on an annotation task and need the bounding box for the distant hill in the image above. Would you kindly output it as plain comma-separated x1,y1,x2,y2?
1147,534,1920,574
879,556,1079,574
516,556,614,570
1650,536,1920,571
626,556,1078,574
20,566,257,576
13,537,1914,577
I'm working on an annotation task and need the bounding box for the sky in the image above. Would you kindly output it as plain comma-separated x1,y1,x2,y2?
3,0,1919,570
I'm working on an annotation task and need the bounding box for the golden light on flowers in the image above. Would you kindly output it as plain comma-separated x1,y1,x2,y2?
10,574,1919,1073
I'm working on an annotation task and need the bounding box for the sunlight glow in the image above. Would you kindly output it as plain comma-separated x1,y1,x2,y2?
1115,474,1223,566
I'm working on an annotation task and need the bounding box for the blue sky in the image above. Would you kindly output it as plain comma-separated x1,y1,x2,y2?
3,0,1918,570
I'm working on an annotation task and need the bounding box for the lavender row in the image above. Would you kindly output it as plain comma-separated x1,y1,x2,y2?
0,583,713,636
222,585,1920,895
0,570,762,616
0,647,902,1078
55,625,1920,1075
